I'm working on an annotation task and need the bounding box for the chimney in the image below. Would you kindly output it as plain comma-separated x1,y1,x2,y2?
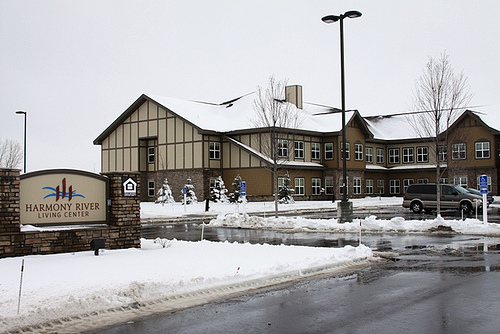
285,85,303,109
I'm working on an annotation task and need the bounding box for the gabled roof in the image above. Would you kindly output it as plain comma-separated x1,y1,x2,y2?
94,92,368,144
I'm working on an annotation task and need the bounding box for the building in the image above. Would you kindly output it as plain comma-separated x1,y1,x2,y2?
94,86,500,202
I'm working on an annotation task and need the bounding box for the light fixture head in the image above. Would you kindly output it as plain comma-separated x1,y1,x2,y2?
344,10,362,19
321,15,340,24
15,110,26,114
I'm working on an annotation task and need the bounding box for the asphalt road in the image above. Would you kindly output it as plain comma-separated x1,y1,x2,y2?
93,232,500,334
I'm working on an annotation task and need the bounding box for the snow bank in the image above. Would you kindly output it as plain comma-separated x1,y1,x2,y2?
0,239,372,332
209,213,500,235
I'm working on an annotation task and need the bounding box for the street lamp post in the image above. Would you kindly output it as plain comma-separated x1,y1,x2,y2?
322,10,361,223
15,110,27,173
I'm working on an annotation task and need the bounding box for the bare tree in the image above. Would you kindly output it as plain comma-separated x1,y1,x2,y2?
0,138,23,169
408,52,472,216
252,76,304,217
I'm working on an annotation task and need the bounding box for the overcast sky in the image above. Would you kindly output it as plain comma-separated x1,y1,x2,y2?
1,0,499,173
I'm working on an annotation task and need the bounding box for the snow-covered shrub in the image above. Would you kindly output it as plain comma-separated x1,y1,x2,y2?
210,176,228,203
278,173,294,204
180,178,198,204
154,237,173,248
229,174,243,203
155,178,175,205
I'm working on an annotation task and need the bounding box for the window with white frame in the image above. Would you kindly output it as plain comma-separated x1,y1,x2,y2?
148,180,155,197
311,142,321,160
476,175,492,191
377,179,384,194
312,178,321,195
148,147,155,164
294,141,304,159
438,145,448,162
354,143,363,161
353,178,362,195
403,179,414,193
325,143,334,160
209,142,221,159
453,176,468,188
376,148,384,164
389,179,400,194
366,147,373,163
452,143,466,160
440,177,448,184
417,178,429,184
325,177,334,195
402,147,414,163
417,146,429,163
209,178,217,193
366,179,374,194
475,141,490,159
389,148,400,164
278,139,288,157
341,142,350,160
339,177,348,195
295,177,305,195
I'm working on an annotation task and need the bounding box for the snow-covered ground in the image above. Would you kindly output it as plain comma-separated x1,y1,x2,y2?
2,197,500,332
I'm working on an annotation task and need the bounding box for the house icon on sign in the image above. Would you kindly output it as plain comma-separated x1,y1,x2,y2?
123,178,137,197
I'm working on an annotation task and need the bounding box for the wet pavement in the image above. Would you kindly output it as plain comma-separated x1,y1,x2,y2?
90,224,500,334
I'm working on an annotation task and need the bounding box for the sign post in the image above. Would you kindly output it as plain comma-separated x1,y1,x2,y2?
240,181,246,213
479,175,488,224
182,186,187,212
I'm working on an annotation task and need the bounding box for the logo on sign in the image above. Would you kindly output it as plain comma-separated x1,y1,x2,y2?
43,178,85,201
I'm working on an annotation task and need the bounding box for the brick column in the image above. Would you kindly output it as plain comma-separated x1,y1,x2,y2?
0,169,21,234
103,172,141,249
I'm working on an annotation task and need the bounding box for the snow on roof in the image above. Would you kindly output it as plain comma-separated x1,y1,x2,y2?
148,93,350,134
364,114,421,140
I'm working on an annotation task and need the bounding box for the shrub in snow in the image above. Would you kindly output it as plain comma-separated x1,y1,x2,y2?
155,178,175,205
154,237,173,248
180,178,198,204
278,173,294,204
210,176,229,203
229,174,243,203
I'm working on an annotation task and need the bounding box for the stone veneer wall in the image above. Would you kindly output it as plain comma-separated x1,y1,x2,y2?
0,169,141,259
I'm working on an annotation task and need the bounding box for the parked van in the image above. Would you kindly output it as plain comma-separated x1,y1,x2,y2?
403,183,482,213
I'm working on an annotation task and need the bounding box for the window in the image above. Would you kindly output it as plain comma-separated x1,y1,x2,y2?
209,178,217,192
353,178,361,195
417,178,429,184
209,142,221,159
148,180,155,197
325,143,334,160
294,141,304,159
440,178,448,184
389,179,400,194
341,142,350,160
389,148,400,164
403,179,414,193
376,148,384,164
325,177,334,195
278,139,288,157
438,145,448,162
402,147,414,163
354,143,363,161
452,143,466,160
366,147,373,163
453,176,468,188
377,179,384,194
417,146,429,163
311,142,321,160
366,179,374,194
148,147,155,164
294,177,305,195
475,141,490,159
312,178,321,195
339,177,348,195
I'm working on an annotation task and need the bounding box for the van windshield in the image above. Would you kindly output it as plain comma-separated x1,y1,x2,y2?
454,185,469,194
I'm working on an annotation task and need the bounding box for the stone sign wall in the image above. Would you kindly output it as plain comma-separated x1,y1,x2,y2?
0,169,141,259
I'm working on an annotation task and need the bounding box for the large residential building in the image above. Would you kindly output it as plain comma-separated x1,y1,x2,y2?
94,86,500,202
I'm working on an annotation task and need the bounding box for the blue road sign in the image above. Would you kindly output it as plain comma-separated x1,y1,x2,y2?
479,175,488,194
240,181,246,197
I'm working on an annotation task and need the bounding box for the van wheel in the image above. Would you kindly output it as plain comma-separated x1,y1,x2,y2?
411,201,423,213
460,201,473,214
